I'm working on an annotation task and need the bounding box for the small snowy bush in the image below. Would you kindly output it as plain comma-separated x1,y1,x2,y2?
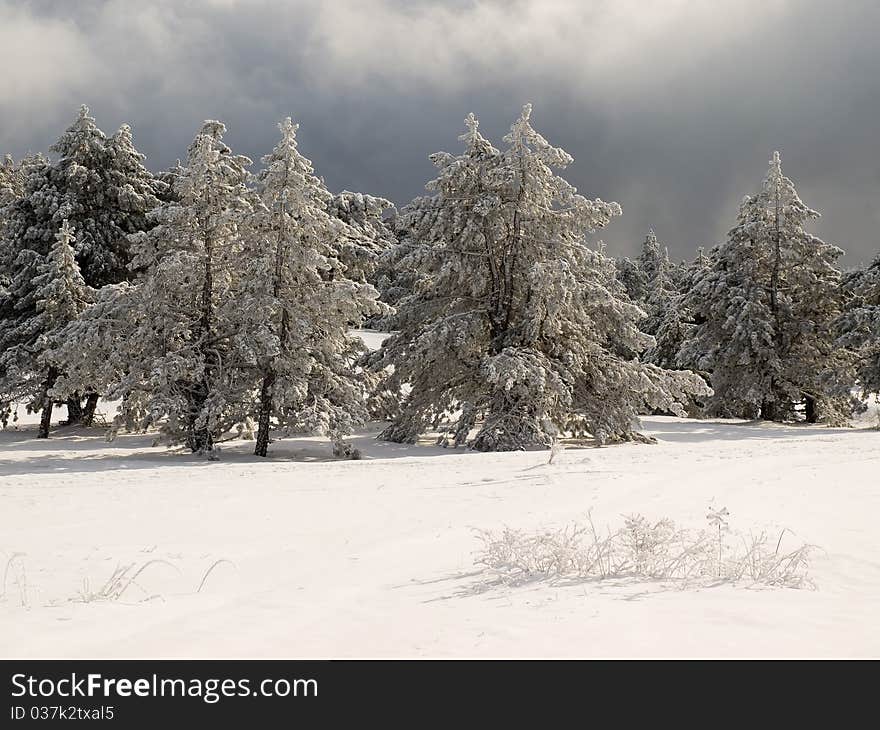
475,508,815,590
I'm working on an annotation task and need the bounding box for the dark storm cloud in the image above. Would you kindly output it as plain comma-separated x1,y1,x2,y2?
2,0,879,263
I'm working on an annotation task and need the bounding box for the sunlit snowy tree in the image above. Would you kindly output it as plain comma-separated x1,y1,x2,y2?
837,254,880,400
0,153,54,424
614,229,693,373
29,221,93,436
327,190,396,285
40,106,163,288
245,117,381,457
616,230,677,307
680,152,850,422
0,107,162,425
369,196,436,332
637,231,677,335
0,154,26,206
52,121,256,452
368,106,709,450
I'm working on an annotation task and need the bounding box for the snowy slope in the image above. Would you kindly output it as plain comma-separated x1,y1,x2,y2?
1,402,879,658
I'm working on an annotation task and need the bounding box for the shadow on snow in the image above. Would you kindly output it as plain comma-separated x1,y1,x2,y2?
1,416,875,479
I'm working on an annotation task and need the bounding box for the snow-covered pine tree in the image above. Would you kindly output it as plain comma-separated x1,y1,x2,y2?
155,159,187,204
103,122,168,241
615,230,691,373
53,121,257,452
662,246,713,374
639,234,705,371
680,152,849,422
29,220,94,437
327,190,396,285
134,120,256,452
80,120,166,423
636,231,677,335
0,107,162,425
0,155,24,206
369,195,436,332
642,247,716,416
837,254,880,399
0,153,55,425
615,255,646,305
638,230,673,293
615,230,675,306
246,117,381,457
368,106,709,450
0,155,21,312
46,106,162,288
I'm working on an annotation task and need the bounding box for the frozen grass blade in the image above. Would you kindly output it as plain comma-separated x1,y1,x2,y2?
196,559,235,593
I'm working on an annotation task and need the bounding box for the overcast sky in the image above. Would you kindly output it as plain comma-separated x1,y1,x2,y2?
2,0,878,263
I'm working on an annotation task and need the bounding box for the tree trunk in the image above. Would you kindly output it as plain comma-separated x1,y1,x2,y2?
804,394,818,424
185,381,213,453
254,211,290,458
196,430,213,452
452,403,476,447
38,367,59,439
761,398,777,422
188,428,213,453
472,391,543,452
499,163,526,338
765,175,785,426
66,395,83,425
187,419,213,453
81,392,99,426
254,371,275,457
189,224,216,455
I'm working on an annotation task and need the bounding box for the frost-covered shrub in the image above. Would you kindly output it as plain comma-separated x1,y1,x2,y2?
475,509,815,590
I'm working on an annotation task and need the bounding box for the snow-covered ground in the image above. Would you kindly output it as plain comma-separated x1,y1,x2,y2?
2,393,878,658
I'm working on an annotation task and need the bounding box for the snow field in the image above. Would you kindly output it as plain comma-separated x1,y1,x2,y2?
2,403,878,658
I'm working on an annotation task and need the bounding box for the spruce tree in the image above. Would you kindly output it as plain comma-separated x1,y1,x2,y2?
837,254,880,399
638,231,672,295
53,121,256,452
43,106,161,289
369,106,709,450
615,230,675,306
0,153,55,424
666,246,712,373
140,120,254,451
615,229,691,373
0,106,161,425
247,117,380,457
615,255,646,305
0,155,24,206
369,196,436,332
637,231,676,335
681,152,849,422
327,190,396,285
30,220,93,436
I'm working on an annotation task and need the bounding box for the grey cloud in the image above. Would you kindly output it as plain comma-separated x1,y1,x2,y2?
2,0,879,264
